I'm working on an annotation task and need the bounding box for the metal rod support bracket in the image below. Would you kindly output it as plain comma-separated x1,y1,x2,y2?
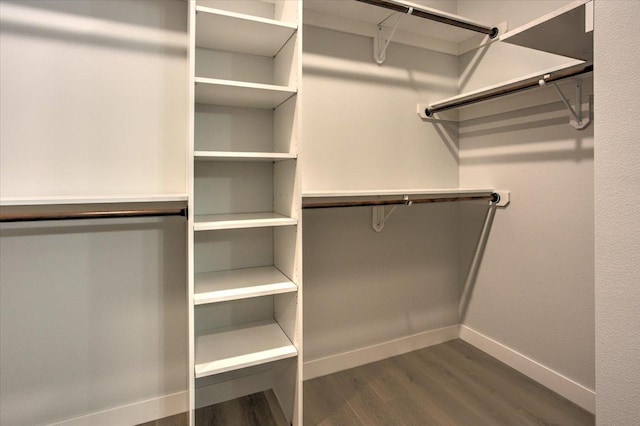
374,7,413,64
539,75,591,130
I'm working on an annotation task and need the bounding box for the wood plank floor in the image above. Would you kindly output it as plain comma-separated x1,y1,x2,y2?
304,339,594,426
143,339,594,425
195,389,288,426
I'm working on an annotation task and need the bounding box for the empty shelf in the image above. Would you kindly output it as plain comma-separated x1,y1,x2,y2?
196,6,297,57
195,320,297,378
195,77,296,108
194,151,297,162
500,0,593,61
194,212,297,231
194,266,297,305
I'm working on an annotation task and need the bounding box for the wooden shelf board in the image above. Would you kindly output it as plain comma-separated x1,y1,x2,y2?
0,194,188,207
194,212,297,231
196,6,296,57
194,266,297,305
195,320,297,378
195,77,296,108
500,0,593,61
194,151,296,162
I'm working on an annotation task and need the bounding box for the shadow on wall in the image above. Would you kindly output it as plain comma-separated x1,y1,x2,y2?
0,0,187,56
429,97,594,165
0,216,187,425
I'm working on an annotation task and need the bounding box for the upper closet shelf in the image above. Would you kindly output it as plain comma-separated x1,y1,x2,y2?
0,194,188,206
195,77,296,108
422,61,592,117
194,212,297,231
500,0,593,61
303,188,494,198
194,151,296,162
195,6,297,57
304,0,498,56
195,320,297,378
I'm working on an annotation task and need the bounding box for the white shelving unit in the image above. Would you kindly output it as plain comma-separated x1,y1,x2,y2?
188,1,302,424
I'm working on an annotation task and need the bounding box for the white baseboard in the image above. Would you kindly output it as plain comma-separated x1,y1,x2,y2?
48,391,188,426
303,325,459,381
459,325,595,414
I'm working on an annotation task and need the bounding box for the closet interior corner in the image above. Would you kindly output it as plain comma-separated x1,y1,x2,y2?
0,0,599,425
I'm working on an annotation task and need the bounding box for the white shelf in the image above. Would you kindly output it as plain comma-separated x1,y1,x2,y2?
194,151,296,162
194,212,297,231
195,77,296,108
500,0,593,61
0,194,188,207
194,266,297,305
195,6,296,57
195,320,297,378
303,188,494,198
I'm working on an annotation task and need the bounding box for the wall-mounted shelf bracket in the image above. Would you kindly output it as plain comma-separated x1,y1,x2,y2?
539,75,590,130
374,7,413,65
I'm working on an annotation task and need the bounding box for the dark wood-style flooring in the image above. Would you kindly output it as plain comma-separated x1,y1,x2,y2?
304,339,594,426
141,339,594,425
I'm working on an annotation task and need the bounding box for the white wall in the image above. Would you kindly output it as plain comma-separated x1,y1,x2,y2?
456,0,595,410
301,25,460,192
301,25,462,370
0,1,189,424
594,1,640,424
0,0,187,198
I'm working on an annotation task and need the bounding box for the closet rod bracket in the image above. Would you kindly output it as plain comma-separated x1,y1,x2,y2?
372,195,410,232
539,75,591,130
374,7,413,65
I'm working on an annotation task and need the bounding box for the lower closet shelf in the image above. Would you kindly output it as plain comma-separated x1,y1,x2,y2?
195,266,297,305
195,320,297,378
194,212,297,231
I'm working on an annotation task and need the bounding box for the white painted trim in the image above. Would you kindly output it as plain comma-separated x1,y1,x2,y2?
459,325,595,414
303,325,459,381
48,391,188,426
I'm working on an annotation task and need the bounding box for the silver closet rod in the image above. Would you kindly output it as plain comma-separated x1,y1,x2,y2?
354,0,499,38
303,193,499,209
0,207,188,223
425,63,594,116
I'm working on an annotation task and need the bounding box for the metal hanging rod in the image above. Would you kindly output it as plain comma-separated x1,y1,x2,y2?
354,0,499,38
303,193,499,209
424,62,593,116
0,207,188,223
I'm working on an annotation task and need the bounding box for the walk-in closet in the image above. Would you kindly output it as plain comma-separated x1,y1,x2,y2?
1,1,639,425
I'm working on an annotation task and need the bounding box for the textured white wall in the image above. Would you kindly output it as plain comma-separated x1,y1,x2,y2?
0,218,187,425
457,0,595,398
0,0,187,198
301,25,462,362
301,25,460,192
0,1,189,424
594,1,640,424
